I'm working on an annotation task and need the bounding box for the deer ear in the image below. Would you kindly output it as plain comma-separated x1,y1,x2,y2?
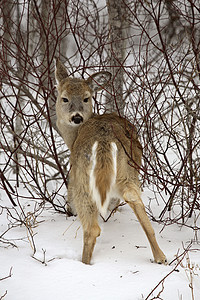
86,71,112,92
55,59,69,84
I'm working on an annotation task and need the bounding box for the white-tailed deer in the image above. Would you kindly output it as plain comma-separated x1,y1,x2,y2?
55,59,167,265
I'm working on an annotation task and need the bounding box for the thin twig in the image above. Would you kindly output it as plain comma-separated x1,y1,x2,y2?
145,243,193,300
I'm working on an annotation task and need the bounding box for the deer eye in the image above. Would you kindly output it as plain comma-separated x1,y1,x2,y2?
83,98,89,103
62,97,69,103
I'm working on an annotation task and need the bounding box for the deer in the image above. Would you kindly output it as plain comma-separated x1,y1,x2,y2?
55,59,167,265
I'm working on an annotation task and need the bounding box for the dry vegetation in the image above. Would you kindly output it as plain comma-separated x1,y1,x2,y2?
0,0,200,296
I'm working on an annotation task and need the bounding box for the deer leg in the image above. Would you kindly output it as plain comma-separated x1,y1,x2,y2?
123,188,167,264
79,209,101,265
66,184,77,216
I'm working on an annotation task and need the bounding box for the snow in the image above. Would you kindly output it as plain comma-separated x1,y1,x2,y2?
1,192,200,300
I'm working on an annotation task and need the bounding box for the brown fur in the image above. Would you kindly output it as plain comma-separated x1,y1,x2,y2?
95,142,114,206
55,60,167,265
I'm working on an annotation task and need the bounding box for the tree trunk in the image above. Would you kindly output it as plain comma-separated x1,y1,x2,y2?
14,1,24,186
106,0,128,115
38,0,68,128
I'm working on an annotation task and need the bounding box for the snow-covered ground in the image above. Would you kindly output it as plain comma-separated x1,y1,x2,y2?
1,191,200,300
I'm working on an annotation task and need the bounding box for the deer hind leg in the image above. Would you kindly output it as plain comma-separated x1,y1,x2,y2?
77,205,101,265
123,186,167,264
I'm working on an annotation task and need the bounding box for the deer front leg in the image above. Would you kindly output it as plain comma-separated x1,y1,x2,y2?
66,184,77,216
123,189,167,264
79,209,101,265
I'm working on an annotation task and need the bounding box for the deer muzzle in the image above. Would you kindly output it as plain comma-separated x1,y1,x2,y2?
71,113,84,124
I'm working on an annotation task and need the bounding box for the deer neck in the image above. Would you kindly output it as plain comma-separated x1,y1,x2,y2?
57,120,80,151
57,113,96,150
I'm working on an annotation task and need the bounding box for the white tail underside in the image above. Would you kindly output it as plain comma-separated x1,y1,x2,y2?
89,141,119,217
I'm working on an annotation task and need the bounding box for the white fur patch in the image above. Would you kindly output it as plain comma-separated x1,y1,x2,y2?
89,141,101,212
111,142,117,183
89,141,119,218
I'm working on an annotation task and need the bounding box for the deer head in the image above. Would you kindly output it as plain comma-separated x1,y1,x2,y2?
55,59,111,127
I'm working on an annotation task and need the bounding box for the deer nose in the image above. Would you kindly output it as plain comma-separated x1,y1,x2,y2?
71,114,83,124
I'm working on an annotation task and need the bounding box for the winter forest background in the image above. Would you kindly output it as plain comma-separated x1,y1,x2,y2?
0,1,200,299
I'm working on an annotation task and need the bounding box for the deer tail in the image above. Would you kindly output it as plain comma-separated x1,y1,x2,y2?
89,141,117,217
